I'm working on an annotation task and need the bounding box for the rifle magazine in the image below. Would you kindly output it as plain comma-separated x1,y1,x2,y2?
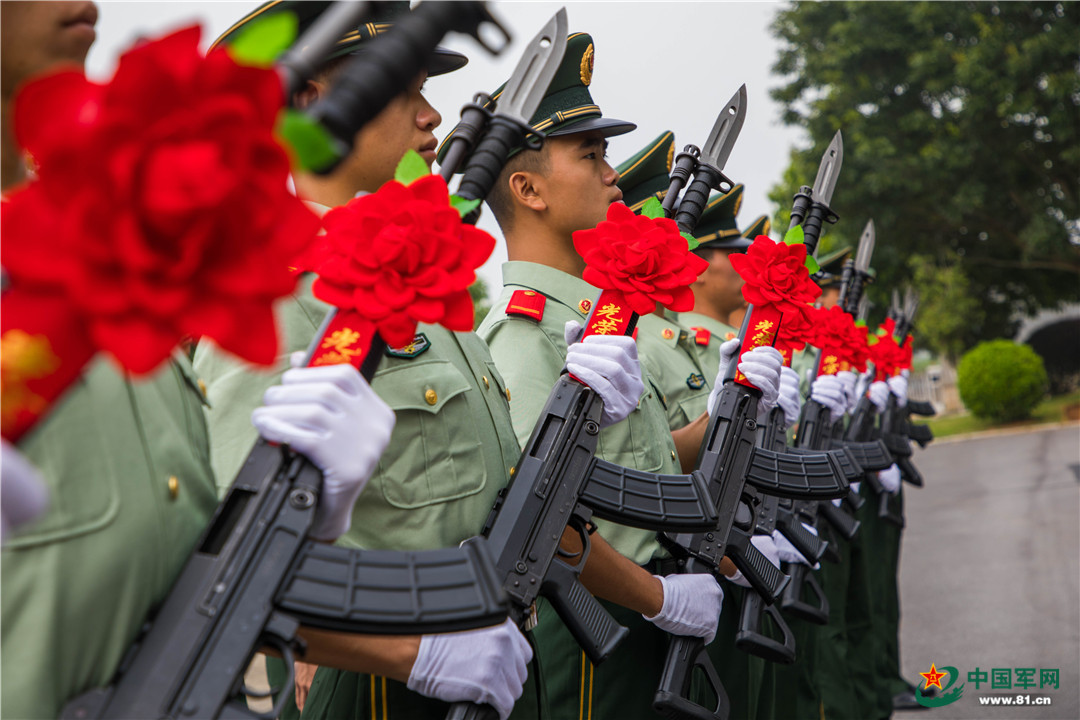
276,540,508,634
744,447,849,499
581,460,718,532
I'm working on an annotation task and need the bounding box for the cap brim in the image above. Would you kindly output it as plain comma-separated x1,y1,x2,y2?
428,47,469,76
546,116,636,138
698,236,753,252
330,44,467,76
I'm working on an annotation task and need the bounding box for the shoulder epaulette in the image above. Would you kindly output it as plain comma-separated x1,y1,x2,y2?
505,289,545,321
689,326,711,346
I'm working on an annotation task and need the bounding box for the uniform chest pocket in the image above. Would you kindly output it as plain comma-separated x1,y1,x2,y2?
598,379,671,474
371,359,486,509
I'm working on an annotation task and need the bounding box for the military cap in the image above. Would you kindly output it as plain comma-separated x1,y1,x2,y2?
814,245,853,288
437,32,634,164
211,1,467,76
741,214,772,240
694,184,752,251
615,131,675,212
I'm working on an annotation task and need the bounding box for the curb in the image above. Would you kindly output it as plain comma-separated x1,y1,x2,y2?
925,419,1080,445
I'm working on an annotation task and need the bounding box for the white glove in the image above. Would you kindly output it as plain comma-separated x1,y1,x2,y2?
1,440,49,541
564,321,643,428
886,374,908,407
728,534,782,589
251,358,395,541
777,366,802,428
407,618,532,720
868,381,891,413
644,573,725,645
836,370,858,414
878,463,901,494
810,374,846,424
772,523,819,568
707,338,742,416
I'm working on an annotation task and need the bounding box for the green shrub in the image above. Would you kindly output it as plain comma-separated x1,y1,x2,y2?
957,340,1048,422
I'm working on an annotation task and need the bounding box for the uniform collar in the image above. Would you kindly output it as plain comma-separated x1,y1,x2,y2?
502,261,601,320
680,311,737,338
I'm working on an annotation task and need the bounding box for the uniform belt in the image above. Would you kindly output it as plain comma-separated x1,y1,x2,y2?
640,557,680,576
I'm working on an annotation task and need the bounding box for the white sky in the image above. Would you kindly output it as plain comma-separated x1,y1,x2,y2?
87,1,807,296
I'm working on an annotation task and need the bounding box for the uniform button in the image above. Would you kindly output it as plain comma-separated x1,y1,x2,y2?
509,466,516,478
197,379,207,397
482,376,490,389
425,389,438,405
505,387,511,402
670,451,677,462
168,475,180,500
661,328,674,339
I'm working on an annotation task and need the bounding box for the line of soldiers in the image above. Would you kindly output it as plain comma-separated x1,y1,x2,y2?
1,2,928,719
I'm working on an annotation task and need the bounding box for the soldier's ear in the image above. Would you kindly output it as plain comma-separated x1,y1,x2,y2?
508,170,547,213
291,79,326,110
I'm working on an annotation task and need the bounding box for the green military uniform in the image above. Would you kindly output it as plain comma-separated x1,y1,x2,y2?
1,357,219,719
479,261,683,720
613,131,712,430
195,270,539,720
616,134,773,720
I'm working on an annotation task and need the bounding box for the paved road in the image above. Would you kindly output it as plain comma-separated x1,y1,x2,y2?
894,424,1080,720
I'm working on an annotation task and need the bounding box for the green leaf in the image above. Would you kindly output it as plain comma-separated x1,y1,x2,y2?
394,150,430,186
682,231,700,251
783,223,805,246
450,195,480,219
228,12,297,67
854,319,867,328
640,197,665,219
277,110,339,173
804,255,820,274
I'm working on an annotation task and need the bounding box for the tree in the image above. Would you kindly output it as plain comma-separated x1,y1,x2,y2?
908,252,984,363
769,1,1080,350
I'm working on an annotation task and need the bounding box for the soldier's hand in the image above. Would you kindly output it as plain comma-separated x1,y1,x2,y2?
564,321,643,427
835,369,858,413
886,374,908,407
1,439,49,542
810,374,847,423
778,366,802,428
868,381,891,413
252,358,395,541
407,618,532,720
878,463,901,494
644,573,725,645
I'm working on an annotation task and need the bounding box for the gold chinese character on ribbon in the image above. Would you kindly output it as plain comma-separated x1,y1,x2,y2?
317,328,364,365
589,302,624,335
822,354,840,375
749,319,776,347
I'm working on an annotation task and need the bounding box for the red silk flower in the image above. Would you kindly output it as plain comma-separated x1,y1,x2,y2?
306,174,495,347
2,26,319,373
868,330,905,379
573,202,708,316
730,236,821,338
808,305,871,373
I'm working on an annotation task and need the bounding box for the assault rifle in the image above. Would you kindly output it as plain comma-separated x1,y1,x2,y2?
62,7,525,718
654,311,851,720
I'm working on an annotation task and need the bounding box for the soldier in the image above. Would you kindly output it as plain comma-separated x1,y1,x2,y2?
196,6,673,720
470,33,784,719
0,3,415,718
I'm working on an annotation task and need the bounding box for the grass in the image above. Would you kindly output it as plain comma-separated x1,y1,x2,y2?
925,390,1080,438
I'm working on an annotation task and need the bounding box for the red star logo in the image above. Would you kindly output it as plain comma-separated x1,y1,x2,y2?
920,663,947,690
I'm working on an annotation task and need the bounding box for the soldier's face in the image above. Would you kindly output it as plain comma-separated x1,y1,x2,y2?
348,71,441,192
694,248,745,316
819,286,841,309
1,1,96,95
539,131,622,237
